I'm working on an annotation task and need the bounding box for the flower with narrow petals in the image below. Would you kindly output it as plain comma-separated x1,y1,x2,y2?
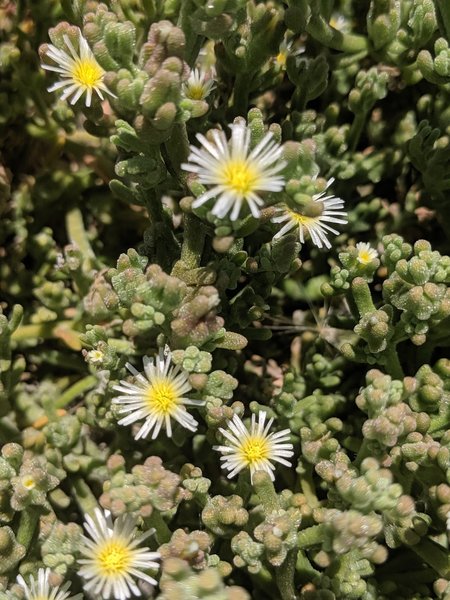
356,242,378,264
41,28,115,107
213,411,294,483
183,68,215,100
272,178,347,249
181,121,286,220
15,568,81,600
274,37,304,69
112,348,204,440
78,508,160,600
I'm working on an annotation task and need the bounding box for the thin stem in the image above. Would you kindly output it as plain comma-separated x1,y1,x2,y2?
276,550,297,600
71,477,99,515
55,375,97,409
144,510,172,544
12,321,74,342
164,121,191,180
253,471,279,514
16,507,40,552
299,466,319,509
65,207,95,271
352,277,376,316
410,538,450,578
383,345,404,379
297,524,326,549
233,72,251,118
178,213,205,271
435,0,450,40
347,111,367,153
306,14,369,53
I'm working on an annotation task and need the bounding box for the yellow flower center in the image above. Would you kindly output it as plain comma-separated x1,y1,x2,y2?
239,435,270,465
72,58,103,88
22,476,36,490
358,250,372,264
285,208,316,226
222,160,258,196
146,377,178,415
187,84,206,100
95,540,132,576
276,52,287,67
88,349,104,363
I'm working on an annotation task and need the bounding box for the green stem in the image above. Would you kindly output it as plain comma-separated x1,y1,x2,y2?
435,0,450,40
306,14,369,53
55,375,97,409
299,466,319,509
410,538,450,578
354,437,372,467
16,507,40,552
297,524,326,549
352,278,376,316
275,550,297,600
177,0,201,66
253,471,279,514
179,213,205,270
347,111,368,153
233,72,251,117
164,121,191,180
144,510,172,544
383,344,404,379
71,477,99,515
12,321,74,342
65,207,95,270
296,549,321,580
428,412,450,434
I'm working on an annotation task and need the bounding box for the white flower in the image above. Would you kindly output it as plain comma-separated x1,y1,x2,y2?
183,68,215,100
181,121,286,220
112,348,203,439
272,178,347,249
274,37,304,69
41,28,115,107
78,508,160,600
15,568,81,600
213,411,294,483
86,349,104,364
356,242,378,264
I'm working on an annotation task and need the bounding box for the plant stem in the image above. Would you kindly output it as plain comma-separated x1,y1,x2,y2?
383,345,404,379
16,507,40,551
253,471,279,514
164,121,191,179
276,550,297,600
66,207,95,270
411,538,450,578
299,466,319,509
71,477,99,514
435,0,450,40
179,213,205,270
297,524,325,549
233,72,251,118
55,375,97,409
352,277,376,316
307,14,369,53
347,111,367,153
144,510,172,544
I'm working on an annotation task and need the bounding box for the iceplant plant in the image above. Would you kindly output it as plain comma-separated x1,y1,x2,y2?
40,27,115,106
112,347,204,439
214,411,294,483
182,120,286,220
78,508,160,600
15,568,81,600
272,177,347,249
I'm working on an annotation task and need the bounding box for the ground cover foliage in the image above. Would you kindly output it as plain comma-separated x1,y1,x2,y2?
1,0,450,598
